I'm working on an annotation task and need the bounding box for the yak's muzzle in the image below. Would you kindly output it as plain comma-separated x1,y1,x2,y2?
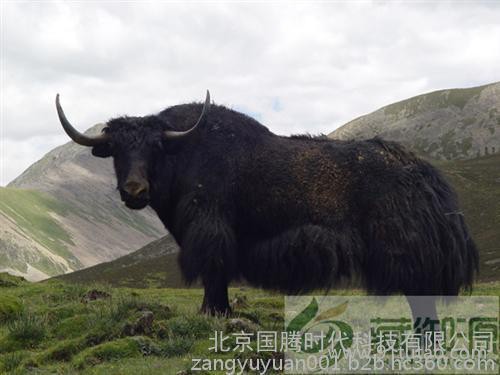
121,178,150,210
124,179,149,198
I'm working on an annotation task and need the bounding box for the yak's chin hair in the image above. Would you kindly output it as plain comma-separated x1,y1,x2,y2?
124,199,149,210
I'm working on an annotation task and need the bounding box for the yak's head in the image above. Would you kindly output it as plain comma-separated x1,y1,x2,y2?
55,91,210,210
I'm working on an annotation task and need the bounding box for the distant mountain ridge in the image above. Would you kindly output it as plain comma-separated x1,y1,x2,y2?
329,82,500,160
1,125,165,281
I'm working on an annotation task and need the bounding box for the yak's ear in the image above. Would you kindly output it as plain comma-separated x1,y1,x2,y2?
92,143,112,158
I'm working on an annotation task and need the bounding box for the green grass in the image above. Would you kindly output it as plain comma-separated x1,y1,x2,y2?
56,251,187,289
3,313,47,350
0,295,23,323
0,187,83,271
383,83,491,117
72,337,145,369
0,274,498,374
0,278,286,374
439,153,500,280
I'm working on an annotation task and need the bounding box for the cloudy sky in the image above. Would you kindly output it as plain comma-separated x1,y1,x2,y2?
1,1,500,185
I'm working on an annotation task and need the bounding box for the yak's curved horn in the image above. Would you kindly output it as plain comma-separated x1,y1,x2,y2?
56,94,110,147
163,90,210,140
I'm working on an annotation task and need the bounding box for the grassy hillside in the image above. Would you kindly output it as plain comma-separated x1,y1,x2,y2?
0,273,285,374
329,82,500,160
440,153,500,280
0,187,81,278
382,83,493,115
0,273,498,374
0,188,77,263
56,236,187,289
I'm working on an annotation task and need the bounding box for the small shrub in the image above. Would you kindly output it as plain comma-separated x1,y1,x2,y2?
45,282,87,304
268,312,285,328
230,293,249,309
84,320,122,346
236,309,262,325
6,313,47,348
166,315,216,339
132,336,162,356
152,320,169,339
184,315,215,338
54,315,90,339
226,318,259,334
112,296,172,321
252,298,284,309
44,303,85,323
106,296,143,321
0,351,26,372
0,295,23,323
139,301,173,321
83,299,135,344
165,316,192,337
160,336,193,357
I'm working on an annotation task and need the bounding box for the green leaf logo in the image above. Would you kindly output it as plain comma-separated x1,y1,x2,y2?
314,301,348,322
286,297,318,332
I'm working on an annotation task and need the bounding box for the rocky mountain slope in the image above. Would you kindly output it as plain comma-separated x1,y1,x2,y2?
329,82,500,160
1,125,165,281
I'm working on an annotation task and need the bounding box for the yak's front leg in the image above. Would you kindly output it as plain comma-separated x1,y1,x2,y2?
177,212,237,316
201,272,231,316
406,295,440,348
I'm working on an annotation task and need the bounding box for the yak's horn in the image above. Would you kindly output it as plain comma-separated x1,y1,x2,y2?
56,94,110,146
163,90,210,140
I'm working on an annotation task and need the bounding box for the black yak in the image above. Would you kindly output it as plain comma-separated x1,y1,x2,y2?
56,91,478,319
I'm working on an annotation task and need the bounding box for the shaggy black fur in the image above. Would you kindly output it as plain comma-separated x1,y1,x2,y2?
90,102,479,314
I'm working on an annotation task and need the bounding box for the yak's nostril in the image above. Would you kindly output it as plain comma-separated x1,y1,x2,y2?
124,180,149,198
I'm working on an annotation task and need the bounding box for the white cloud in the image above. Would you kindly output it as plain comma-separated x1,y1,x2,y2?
1,1,500,185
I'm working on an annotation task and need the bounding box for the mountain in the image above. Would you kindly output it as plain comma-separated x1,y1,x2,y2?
329,82,500,160
1,125,166,281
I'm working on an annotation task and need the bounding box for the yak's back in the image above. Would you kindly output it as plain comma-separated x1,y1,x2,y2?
159,103,273,142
